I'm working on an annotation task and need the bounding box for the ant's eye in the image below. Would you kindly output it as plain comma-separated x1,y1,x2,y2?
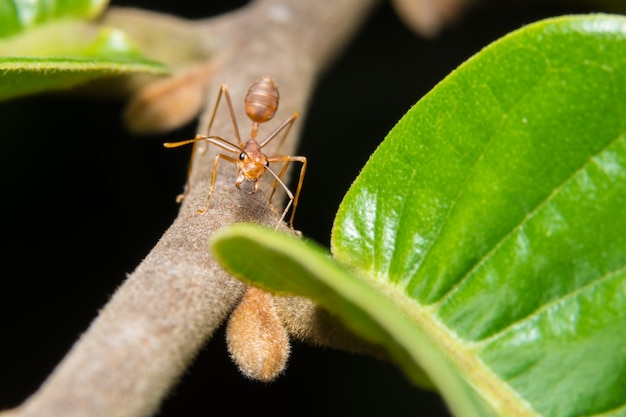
265,160,270,167
239,152,246,161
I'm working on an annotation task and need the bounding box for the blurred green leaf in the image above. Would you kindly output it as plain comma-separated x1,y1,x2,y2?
0,20,168,101
212,13,626,417
0,0,108,38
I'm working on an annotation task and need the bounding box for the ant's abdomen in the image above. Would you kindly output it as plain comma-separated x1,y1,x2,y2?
245,75,279,124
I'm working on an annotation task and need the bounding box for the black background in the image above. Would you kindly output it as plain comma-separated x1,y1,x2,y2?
0,1,617,416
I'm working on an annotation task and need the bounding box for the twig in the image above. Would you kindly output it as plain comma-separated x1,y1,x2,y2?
0,1,380,416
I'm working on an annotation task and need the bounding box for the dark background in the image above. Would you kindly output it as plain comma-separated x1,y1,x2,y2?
0,1,618,416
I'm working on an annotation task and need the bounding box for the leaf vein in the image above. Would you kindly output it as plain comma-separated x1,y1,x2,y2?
476,263,626,347
438,132,626,310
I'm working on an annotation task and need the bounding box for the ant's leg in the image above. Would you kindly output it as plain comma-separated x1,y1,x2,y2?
219,86,243,147
171,86,228,203
196,85,228,158
265,168,294,229
258,112,300,150
198,153,237,214
275,112,299,152
287,157,307,228
174,134,206,202
171,84,241,203
268,160,291,213
205,85,224,136
267,156,307,229
205,84,242,147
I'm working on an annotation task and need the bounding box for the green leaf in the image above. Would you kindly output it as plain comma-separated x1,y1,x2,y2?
332,13,626,417
212,13,626,417
0,22,168,101
0,0,108,38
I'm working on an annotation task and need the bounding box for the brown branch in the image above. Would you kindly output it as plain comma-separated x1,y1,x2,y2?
0,1,381,416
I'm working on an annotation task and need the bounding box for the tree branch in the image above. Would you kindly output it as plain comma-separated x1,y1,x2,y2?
0,1,381,416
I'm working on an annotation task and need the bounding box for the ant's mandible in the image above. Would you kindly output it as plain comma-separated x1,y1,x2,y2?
164,75,307,229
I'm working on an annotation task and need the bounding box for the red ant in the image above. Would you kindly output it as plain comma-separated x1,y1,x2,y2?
164,75,307,229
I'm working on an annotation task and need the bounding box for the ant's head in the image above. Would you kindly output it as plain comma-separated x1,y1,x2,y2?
235,151,269,194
